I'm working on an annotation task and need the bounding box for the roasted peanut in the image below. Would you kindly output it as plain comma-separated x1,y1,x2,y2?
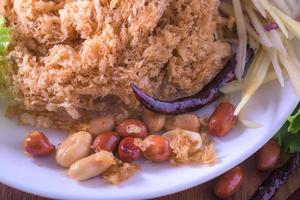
118,137,141,162
165,114,200,132
116,119,148,138
68,151,116,181
142,135,171,162
142,109,166,132
23,131,55,156
208,102,237,137
92,131,121,152
88,116,115,135
255,139,280,171
56,131,92,167
213,166,244,199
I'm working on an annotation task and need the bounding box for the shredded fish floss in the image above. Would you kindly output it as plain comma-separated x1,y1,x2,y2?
1,0,231,130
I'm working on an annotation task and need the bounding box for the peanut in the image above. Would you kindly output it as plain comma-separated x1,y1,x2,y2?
213,166,244,199
118,137,141,162
142,109,166,132
56,131,92,167
88,116,115,135
23,131,55,156
68,151,116,181
116,119,148,138
208,102,237,137
142,135,171,162
165,114,200,132
92,131,121,152
255,139,280,171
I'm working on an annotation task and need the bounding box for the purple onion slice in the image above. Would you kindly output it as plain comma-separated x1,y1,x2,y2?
264,22,279,31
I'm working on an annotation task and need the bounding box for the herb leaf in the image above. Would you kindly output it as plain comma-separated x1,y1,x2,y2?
0,17,9,56
0,16,10,100
274,104,300,153
288,109,300,134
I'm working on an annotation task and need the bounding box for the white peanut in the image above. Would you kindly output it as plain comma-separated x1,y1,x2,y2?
165,114,201,132
142,109,166,132
68,151,116,181
88,116,115,135
56,131,92,167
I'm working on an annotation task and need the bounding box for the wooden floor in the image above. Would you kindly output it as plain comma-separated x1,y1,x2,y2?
1,155,300,200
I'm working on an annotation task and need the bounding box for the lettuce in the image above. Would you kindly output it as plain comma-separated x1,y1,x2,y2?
274,104,300,152
0,16,10,101
288,109,300,134
0,17,9,55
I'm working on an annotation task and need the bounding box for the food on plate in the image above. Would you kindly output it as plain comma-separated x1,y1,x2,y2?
118,137,142,162
0,0,300,186
23,131,55,157
213,166,244,199
0,0,230,129
102,161,139,185
134,135,171,162
116,118,148,138
165,114,201,132
0,16,9,101
221,0,300,117
56,131,92,168
92,131,121,152
142,109,166,132
88,116,115,136
131,47,254,114
255,139,280,171
68,151,116,181
208,102,238,137
162,130,216,165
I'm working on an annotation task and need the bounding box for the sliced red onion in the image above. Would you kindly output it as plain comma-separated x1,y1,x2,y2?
264,22,279,31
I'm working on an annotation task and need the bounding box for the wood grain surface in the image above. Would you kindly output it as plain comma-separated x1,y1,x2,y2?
1,154,300,200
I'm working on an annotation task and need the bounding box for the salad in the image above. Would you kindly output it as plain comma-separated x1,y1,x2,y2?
0,0,299,193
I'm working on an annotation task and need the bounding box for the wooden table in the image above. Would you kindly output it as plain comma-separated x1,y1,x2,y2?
1,155,300,200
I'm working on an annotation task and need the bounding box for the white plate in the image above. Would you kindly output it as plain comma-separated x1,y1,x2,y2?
0,80,299,199
0,64,299,200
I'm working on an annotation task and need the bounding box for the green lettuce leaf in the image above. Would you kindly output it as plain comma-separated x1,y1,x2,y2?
0,17,9,56
287,109,300,133
274,104,300,153
0,16,10,100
